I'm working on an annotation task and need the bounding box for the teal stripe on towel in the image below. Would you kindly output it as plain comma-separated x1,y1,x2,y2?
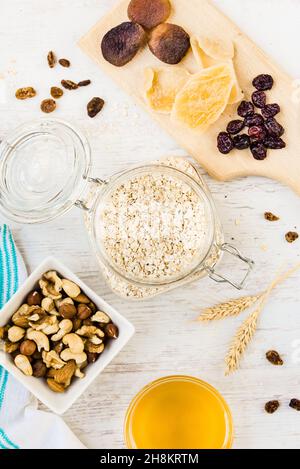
0,429,19,449
0,226,20,449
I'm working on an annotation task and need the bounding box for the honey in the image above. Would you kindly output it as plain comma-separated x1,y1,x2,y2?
124,376,233,449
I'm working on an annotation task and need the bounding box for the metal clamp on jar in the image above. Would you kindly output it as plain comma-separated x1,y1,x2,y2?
0,119,254,300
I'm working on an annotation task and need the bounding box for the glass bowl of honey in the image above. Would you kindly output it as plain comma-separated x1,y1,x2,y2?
124,375,233,449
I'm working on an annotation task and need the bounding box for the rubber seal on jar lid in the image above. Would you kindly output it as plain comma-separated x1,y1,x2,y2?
0,119,91,224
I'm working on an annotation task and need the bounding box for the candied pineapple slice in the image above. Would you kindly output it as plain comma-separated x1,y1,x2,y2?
191,36,242,105
171,63,234,132
144,66,190,113
193,35,234,62
227,61,243,104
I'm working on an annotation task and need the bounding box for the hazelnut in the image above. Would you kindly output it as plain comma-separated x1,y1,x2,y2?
53,342,64,355
101,22,146,67
87,352,99,364
128,0,171,30
0,326,6,340
20,339,37,356
32,350,42,360
32,360,47,378
72,318,82,331
105,323,119,339
27,290,42,306
83,319,93,327
77,304,92,320
59,303,77,319
149,23,190,64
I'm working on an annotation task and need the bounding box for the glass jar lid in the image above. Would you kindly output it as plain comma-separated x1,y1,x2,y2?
0,119,91,223
91,164,216,287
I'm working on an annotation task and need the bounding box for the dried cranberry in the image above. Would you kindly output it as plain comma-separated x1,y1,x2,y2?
252,74,274,91
251,143,267,160
233,134,250,150
244,113,264,127
217,132,234,154
261,104,280,119
237,100,254,118
264,136,286,150
248,125,267,142
226,119,245,135
251,90,266,108
265,117,284,137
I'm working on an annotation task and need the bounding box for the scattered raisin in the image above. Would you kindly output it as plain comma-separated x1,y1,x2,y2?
264,212,280,222
233,134,250,150
50,86,63,99
261,104,280,119
40,99,56,113
266,350,283,365
265,400,280,414
226,119,245,135
59,58,71,68
265,117,284,137
15,87,36,100
250,142,267,160
78,80,91,87
87,97,105,118
244,113,264,127
61,79,78,90
248,125,267,143
47,51,56,68
251,90,266,108
237,100,254,118
217,132,234,154
289,399,300,411
253,74,274,91
285,231,299,243
264,136,286,150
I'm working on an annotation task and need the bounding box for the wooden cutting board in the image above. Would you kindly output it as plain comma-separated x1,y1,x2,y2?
79,0,300,194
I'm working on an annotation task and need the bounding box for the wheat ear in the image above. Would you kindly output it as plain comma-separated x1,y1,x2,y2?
225,262,300,375
197,295,261,321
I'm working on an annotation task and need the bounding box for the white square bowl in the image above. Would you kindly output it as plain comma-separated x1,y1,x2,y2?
0,256,135,414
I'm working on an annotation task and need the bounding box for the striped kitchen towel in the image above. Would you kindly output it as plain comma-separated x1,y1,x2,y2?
0,225,85,449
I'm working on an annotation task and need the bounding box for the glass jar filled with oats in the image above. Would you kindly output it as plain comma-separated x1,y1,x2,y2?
0,119,254,300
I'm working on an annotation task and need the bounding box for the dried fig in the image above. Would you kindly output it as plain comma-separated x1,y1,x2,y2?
128,0,171,30
149,23,190,64
101,22,146,67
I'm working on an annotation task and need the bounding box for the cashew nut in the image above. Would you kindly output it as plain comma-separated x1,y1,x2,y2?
75,368,85,379
8,326,25,343
62,333,84,354
42,350,66,369
27,330,50,352
14,354,33,376
41,297,55,313
60,348,87,364
90,335,103,345
91,311,110,324
76,325,104,339
51,319,73,341
62,279,81,299
85,342,104,354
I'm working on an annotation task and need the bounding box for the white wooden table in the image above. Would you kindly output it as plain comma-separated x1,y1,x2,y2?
1,0,300,449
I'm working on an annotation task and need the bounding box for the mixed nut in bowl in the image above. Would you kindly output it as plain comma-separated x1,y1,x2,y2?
0,256,135,414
